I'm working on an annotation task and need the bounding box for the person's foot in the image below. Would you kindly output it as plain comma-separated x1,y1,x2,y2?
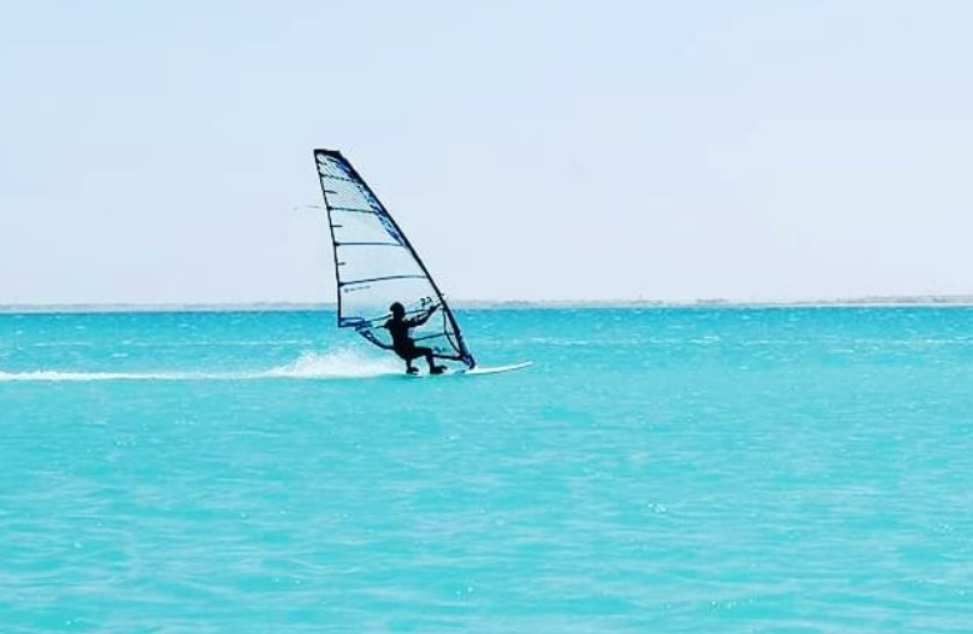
430,365,446,375
406,367,419,375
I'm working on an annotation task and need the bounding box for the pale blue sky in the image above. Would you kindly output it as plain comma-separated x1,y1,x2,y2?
1,1,971,304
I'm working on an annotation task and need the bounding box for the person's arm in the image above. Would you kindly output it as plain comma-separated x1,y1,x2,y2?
411,303,439,326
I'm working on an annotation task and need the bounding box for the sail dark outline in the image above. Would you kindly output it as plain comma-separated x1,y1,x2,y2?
313,149,476,369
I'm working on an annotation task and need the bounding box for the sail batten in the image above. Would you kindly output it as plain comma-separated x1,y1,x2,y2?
338,274,428,286
313,149,476,369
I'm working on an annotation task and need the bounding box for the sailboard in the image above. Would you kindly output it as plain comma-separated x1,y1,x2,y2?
312,149,479,371
407,361,534,378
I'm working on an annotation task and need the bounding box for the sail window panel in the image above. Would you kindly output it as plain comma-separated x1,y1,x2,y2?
340,277,439,324
342,281,464,360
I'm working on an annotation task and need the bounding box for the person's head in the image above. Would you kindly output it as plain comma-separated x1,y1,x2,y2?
390,302,405,318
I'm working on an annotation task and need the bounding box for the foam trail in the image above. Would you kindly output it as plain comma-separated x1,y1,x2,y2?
264,349,401,379
0,370,206,382
0,349,402,383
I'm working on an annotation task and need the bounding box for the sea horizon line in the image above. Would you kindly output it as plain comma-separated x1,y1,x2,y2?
4,295,973,314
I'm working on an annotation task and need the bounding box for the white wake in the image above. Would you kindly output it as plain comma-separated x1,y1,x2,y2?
262,349,401,379
0,349,402,383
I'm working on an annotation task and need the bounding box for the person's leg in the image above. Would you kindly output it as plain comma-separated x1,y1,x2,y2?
415,346,445,374
413,346,433,370
396,347,418,374
413,346,442,374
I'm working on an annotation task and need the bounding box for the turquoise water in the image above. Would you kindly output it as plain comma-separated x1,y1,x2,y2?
2,307,972,632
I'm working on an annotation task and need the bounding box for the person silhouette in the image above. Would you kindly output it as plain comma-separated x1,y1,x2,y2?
383,301,446,374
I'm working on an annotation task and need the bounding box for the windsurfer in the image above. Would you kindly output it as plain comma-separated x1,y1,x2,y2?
383,302,446,374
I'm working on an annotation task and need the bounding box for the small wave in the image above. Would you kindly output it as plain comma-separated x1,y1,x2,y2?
0,349,401,383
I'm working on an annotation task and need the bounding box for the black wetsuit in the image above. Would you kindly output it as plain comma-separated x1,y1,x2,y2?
385,317,420,357
384,308,443,373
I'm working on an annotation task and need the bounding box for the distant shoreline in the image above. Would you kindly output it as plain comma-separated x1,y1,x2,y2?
4,296,973,314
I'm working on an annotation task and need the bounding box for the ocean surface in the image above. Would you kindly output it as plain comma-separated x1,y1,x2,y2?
2,306,972,633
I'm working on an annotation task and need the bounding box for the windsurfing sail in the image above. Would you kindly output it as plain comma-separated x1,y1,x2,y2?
313,149,476,369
